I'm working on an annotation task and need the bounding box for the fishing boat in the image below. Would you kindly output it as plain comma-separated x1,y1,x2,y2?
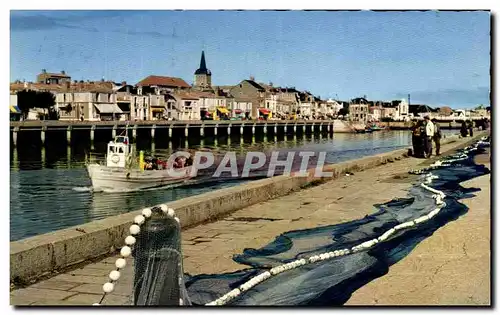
86,135,195,191
367,124,386,131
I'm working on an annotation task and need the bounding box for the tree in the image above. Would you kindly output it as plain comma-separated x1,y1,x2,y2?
16,90,56,120
338,107,349,116
17,90,38,119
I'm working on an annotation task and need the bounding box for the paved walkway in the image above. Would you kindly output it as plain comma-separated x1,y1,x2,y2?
346,150,490,305
11,135,489,306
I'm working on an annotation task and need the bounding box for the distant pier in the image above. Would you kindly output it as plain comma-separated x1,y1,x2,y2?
10,120,350,147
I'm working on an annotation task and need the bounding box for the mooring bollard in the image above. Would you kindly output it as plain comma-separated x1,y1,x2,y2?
151,125,156,139
132,125,137,140
168,126,173,138
66,126,72,145
90,125,96,142
200,125,204,137
41,126,46,145
240,124,244,135
263,123,267,134
12,127,19,147
214,124,218,136
185,124,189,137
227,124,232,135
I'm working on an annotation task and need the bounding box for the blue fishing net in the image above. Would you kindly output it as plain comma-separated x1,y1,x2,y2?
133,137,490,306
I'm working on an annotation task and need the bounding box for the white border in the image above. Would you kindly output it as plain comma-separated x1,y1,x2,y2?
4,0,498,314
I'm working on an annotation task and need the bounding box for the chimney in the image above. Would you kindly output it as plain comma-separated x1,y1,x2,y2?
61,70,66,75
122,81,127,86
250,76,255,81
42,69,47,74
269,82,273,87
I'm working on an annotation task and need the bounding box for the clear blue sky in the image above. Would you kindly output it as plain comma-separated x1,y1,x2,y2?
10,10,490,108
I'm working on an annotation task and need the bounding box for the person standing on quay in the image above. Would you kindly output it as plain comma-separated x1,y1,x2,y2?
468,120,474,137
431,118,442,156
411,120,424,158
460,121,468,137
423,116,434,158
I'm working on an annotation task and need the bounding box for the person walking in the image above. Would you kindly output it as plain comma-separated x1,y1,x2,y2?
423,116,434,158
431,118,442,156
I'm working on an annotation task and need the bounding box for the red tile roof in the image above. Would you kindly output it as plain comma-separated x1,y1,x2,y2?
137,75,191,88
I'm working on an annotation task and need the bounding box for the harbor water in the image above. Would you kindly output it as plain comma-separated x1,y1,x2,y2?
9,130,455,241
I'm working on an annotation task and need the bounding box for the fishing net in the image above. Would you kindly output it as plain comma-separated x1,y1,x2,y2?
98,136,489,306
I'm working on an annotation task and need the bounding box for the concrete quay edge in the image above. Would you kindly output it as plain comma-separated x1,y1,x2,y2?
10,133,468,285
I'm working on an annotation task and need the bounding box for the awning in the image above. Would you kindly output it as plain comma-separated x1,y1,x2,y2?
94,104,123,114
152,108,165,113
217,107,229,114
259,108,271,115
10,105,21,114
234,109,242,114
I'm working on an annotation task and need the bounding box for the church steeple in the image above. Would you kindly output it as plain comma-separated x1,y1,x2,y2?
194,50,212,90
199,51,207,71
195,51,210,75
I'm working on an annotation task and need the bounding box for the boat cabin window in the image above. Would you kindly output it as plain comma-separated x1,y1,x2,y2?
118,147,124,153
115,136,129,144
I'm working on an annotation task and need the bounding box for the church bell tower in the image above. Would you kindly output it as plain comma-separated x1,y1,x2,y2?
194,51,212,90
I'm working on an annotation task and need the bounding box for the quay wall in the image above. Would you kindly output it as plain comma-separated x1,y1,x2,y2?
380,121,480,130
11,132,479,284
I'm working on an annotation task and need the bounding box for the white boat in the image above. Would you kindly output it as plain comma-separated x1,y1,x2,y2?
86,135,195,191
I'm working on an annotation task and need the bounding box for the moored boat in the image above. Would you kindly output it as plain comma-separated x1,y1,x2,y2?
86,135,195,192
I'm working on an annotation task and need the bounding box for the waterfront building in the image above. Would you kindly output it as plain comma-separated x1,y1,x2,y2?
9,94,21,121
55,82,121,121
275,87,300,118
298,91,315,118
381,106,396,120
136,75,191,95
171,92,201,120
368,105,383,121
409,104,435,119
258,82,279,117
189,90,230,119
325,99,343,116
311,96,325,118
348,97,369,122
229,78,266,119
36,69,71,85
390,99,410,121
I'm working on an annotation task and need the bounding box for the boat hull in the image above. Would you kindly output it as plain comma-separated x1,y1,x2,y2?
86,164,196,191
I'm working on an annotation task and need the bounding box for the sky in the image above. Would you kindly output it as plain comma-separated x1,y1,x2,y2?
10,10,490,108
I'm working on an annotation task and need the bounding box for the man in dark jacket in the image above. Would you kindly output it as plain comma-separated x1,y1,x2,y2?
468,120,474,137
431,118,442,156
